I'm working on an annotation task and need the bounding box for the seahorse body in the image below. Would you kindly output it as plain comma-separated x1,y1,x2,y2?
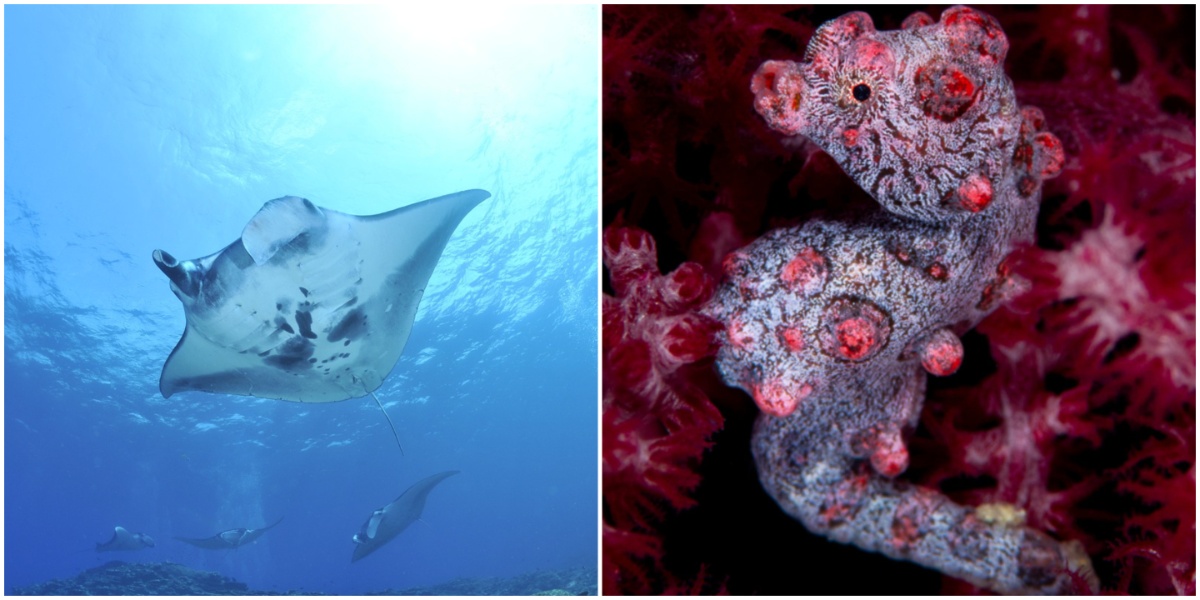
702,6,1088,594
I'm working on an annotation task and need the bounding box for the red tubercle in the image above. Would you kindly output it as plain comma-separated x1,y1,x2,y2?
851,425,910,478
726,315,754,350
871,434,909,478
890,513,919,551
752,379,809,418
749,60,784,97
1020,106,1046,134
915,62,977,122
941,6,1008,66
819,11,875,44
956,173,993,213
751,60,807,135
758,70,776,93
836,317,879,360
901,11,934,30
721,251,747,279
919,328,964,376
821,297,892,362
776,325,805,353
780,247,829,296
848,40,895,74
890,488,942,550
1033,132,1065,179
820,470,872,527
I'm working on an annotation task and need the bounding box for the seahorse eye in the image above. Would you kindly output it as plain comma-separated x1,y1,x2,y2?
852,83,871,102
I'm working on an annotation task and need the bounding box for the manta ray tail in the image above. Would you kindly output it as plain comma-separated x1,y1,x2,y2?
371,391,404,456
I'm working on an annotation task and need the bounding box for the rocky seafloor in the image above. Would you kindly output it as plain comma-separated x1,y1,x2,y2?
11,560,597,596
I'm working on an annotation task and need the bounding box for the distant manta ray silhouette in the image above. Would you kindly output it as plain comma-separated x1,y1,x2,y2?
175,517,284,550
152,190,490,450
95,526,155,552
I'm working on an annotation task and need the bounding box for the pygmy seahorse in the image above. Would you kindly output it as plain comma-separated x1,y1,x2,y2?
702,6,1094,594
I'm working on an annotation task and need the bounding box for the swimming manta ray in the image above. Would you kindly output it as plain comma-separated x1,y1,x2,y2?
152,190,489,404
175,517,284,550
352,470,459,562
96,526,155,552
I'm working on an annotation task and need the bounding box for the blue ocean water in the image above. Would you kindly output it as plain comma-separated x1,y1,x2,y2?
4,5,598,595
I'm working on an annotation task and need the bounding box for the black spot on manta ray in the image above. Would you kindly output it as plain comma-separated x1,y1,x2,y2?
263,336,315,370
327,307,368,342
295,309,317,340
178,371,250,393
275,316,295,335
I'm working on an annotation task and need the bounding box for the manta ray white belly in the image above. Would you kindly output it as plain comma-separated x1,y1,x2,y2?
153,190,489,403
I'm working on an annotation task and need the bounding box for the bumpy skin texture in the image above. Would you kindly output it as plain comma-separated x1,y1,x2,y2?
703,7,1084,594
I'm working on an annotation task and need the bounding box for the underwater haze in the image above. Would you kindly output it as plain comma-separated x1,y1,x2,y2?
5,4,598,595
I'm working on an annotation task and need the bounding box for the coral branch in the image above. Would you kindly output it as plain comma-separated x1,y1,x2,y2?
602,225,724,594
602,4,1194,594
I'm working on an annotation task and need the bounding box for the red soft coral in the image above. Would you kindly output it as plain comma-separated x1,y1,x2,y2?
602,225,724,594
603,4,1195,595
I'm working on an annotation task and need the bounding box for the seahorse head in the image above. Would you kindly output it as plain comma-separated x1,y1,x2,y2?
751,6,1027,222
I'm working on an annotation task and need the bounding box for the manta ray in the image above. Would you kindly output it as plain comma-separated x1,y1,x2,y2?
96,526,155,552
175,517,283,550
352,470,459,562
152,189,490,403
152,190,489,448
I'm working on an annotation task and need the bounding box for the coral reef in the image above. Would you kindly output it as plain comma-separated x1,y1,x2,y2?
602,4,1194,595
372,565,598,596
11,561,255,596
10,561,599,596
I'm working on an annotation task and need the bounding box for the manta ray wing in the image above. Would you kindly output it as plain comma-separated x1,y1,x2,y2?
351,470,459,562
96,526,130,552
97,526,154,552
238,516,285,547
175,516,284,550
154,190,489,402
